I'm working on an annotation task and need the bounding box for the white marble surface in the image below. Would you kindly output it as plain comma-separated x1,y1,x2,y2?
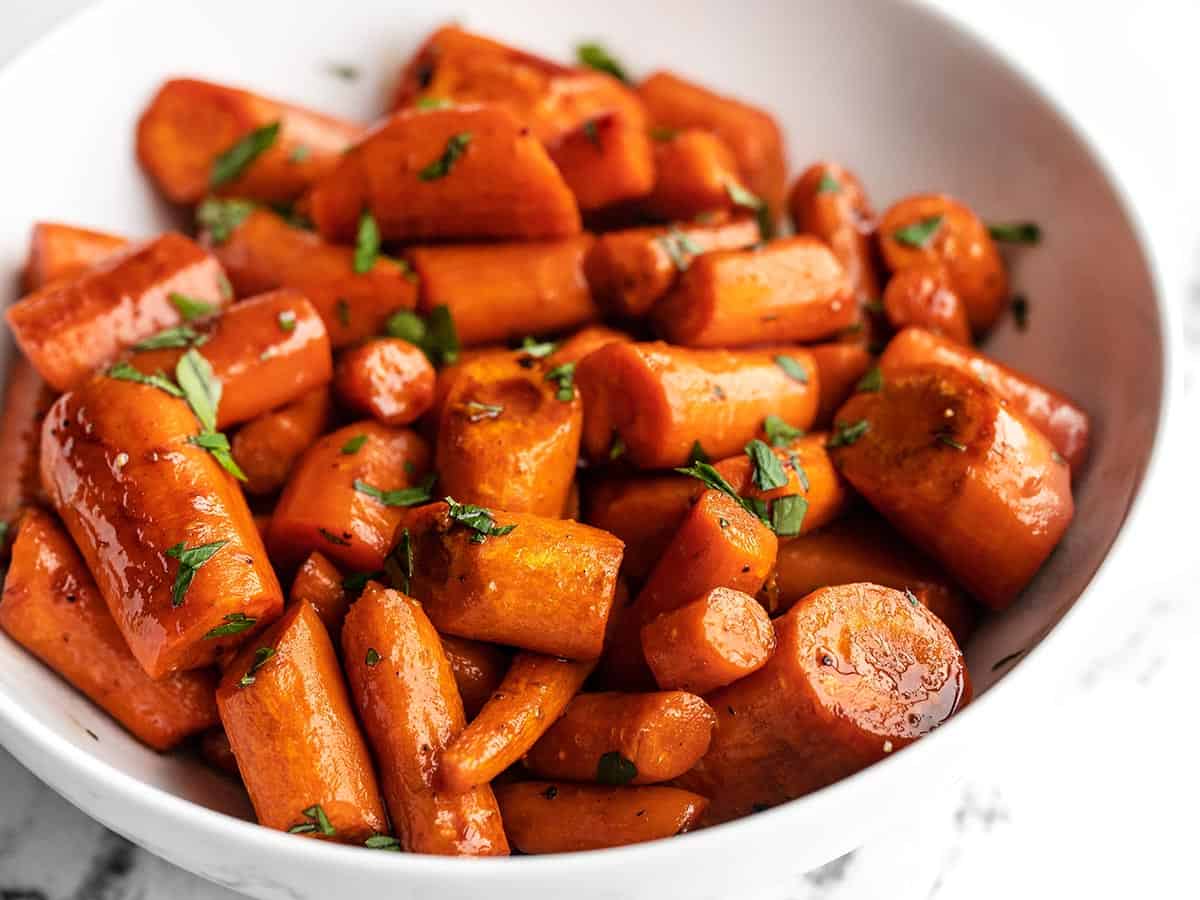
1,1,1199,898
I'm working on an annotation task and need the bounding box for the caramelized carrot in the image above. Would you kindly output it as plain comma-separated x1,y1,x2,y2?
654,236,856,347
524,691,715,784
289,551,352,641
641,587,774,695
232,387,332,496
342,582,509,855
137,78,363,205
23,222,128,291
401,501,624,659
334,338,435,426
440,653,594,793
576,341,819,468
0,509,219,750
217,602,387,842
809,341,873,427
304,106,581,243
882,263,971,344
582,475,699,578
496,782,708,853
440,636,512,720
642,130,748,221
429,346,511,426
880,327,1090,471
269,421,432,572
545,324,630,366
548,113,655,211
407,236,597,346
677,583,968,822
205,207,418,348
584,214,760,318
831,364,1073,609
435,351,582,516
8,233,229,391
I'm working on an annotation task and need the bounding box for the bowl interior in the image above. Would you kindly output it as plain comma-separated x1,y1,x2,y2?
0,0,1163,852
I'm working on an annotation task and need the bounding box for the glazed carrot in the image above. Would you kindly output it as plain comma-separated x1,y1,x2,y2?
576,341,819,468
788,162,882,307
545,324,630,367
130,289,332,429
496,782,708,853
772,512,976,643
269,421,432,572
0,509,219,751
880,327,1091,471
0,359,55,527
232,387,332,496
401,501,624,659
440,636,512,720
407,235,597,346
289,551,351,641
548,113,655,211
204,207,419,348
429,346,510,426
582,475,699,578
878,194,1008,335
137,78,363,205
391,26,645,143
200,728,241,777
641,587,774,695
677,583,968,823
882,263,971,344
41,376,283,678
524,691,715,784
304,106,581,244
592,580,657,692
831,364,1074,609
436,351,582,516
638,72,787,223
23,222,128,291
584,215,760,318
809,341,873,427
334,338,435,427
440,653,594,793
7,233,229,391
642,130,749,221
218,602,386,841
634,489,777,624
342,582,509,855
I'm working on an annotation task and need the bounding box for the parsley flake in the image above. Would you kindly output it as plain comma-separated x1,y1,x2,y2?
169,292,217,322
238,646,276,688
418,132,472,181
688,440,709,465
415,96,450,110
204,612,257,639
596,751,637,785
892,215,943,248
444,497,516,544
725,181,773,238
673,460,763,522
856,366,883,393
745,440,789,491
385,306,459,366
341,434,367,455
364,834,402,851
576,43,628,82
196,197,255,244
278,310,297,332
165,539,227,608
817,173,841,193
176,349,220,432
353,210,381,274
210,121,280,188
937,433,966,451
609,433,626,461
353,474,435,508
289,804,336,837
658,226,703,272
763,415,803,448
384,528,414,593
106,362,184,398
365,648,381,667
987,221,1041,244
133,325,207,351
770,494,808,537
463,401,504,422
545,362,576,402
520,336,558,358
827,419,870,448
775,355,809,383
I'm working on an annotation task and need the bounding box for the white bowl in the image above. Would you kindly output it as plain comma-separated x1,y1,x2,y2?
0,1,1176,898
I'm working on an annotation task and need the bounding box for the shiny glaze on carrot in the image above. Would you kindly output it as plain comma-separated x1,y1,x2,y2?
288,551,351,641
882,263,971,344
232,386,332,496
23,222,128,292
548,112,655,211
334,338,435,427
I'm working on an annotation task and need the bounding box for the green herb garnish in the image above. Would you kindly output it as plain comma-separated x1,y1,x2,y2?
418,132,472,181
353,474,435,508
196,197,255,244
364,834,402,851
658,226,704,272
169,293,217,322
133,325,206,351
856,366,883,393
827,419,870,448
288,804,336,837
210,122,280,188
342,571,382,593
673,460,763,523
187,431,247,481
576,43,628,82
817,173,841,193
278,310,297,332
340,434,367,455
445,497,516,544
892,215,943,248
415,96,450,110
545,362,576,402
725,181,772,238
463,401,503,422
937,433,966,451
520,336,558,358
987,221,1041,244
238,647,276,688
688,440,709,465
176,349,220,432
353,210,381,274
775,354,809,383
384,528,414,593
770,494,808,537
106,362,184,398
204,612,257,639
745,440,789,491
609,433,626,461
164,540,228,608
386,306,460,366
596,751,637,785
763,415,803,448
365,648,381,667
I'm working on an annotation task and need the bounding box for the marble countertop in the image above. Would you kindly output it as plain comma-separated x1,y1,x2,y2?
1,2,1198,898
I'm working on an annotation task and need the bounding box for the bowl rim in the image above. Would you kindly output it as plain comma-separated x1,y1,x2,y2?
0,0,1181,880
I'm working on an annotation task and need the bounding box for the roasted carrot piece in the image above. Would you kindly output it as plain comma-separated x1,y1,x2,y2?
654,236,856,347
23,222,128,291
576,341,819,468
878,194,1008,335
217,602,387,841
429,346,511,426
638,72,787,224
641,586,774,695
304,106,581,244
289,551,352,641
544,324,630,367
200,728,241,777
440,636,512,720
882,263,971,345
0,509,219,750
496,782,708,853
136,78,363,205
584,215,760,319
334,338,435,427
880,327,1091,471
342,582,509,855
772,512,976,643
41,376,283,678
436,351,582,516
582,475,699,578
8,233,229,391
232,387,332,496
641,129,749,221
407,235,597,346
0,359,55,527
129,289,332,429
831,364,1073,609
677,583,969,823
401,501,624,659
524,691,715,784
788,162,882,308
809,341,873,427
269,421,432,572
204,207,419,349
440,653,594,793
548,113,655,211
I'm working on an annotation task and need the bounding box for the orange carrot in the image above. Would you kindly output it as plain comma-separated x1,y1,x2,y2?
334,338,435,427
232,387,332,496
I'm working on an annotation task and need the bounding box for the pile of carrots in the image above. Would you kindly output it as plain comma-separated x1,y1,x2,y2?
0,25,1087,855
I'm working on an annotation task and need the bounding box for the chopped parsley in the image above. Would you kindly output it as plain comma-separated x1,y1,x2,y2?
364,834,402,851
770,494,807,537
775,354,809,383
827,419,870,448
519,336,558,358
169,292,217,322
164,539,227,608
725,181,772,238
288,145,311,164
816,172,841,193
763,415,803,448
658,226,703,272
210,121,280,188
385,306,460,366
673,460,764,523
133,325,207,351
415,96,450,110
545,362,576,402
187,431,247,481
319,528,351,546
418,132,472,181
463,401,503,422
892,215,943,248
288,804,336,837
175,349,220,432
326,62,359,81
353,210,380,274
353,474,435,508
856,366,883,393
341,434,367,455
444,497,516,544
904,587,919,606
745,440,789,491
384,528,414,594
596,751,637,785
365,648,381,667
1012,295,1029,331
688,440,709,465
195,197,255,244
342,571,382,593
278,310,297,332
576,43,628,82
937,433,966,451
106,362,183,398
203,612,256,639
238,647,276,688
987,221,1041,244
